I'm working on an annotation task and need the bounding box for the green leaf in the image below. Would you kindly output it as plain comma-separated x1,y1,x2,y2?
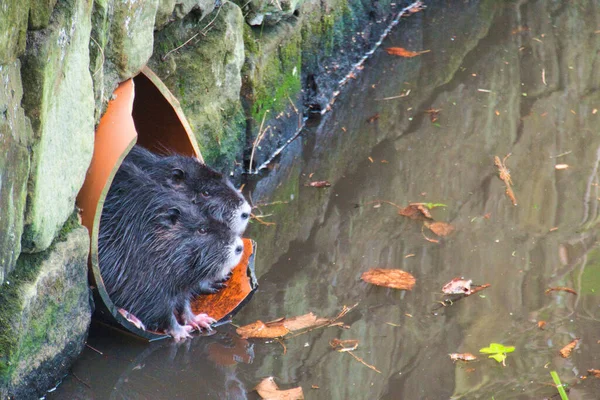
480,343,514,354
423,203,447,209
550,371,570,400
489,353,506,363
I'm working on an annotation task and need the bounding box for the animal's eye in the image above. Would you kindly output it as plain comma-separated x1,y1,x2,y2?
198,227,208,235
171,168,185,181
201,190,211,198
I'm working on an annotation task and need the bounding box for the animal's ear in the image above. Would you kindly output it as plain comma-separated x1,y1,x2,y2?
167,207,181,224
171,168,185,182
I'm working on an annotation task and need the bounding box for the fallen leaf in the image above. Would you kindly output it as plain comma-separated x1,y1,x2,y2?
425,221,455,236
255,377,304,400
424,108,441,123
385,47,430,57
398,203,433,220
236,320,290,339
442,278,472,295
494,154,517,206
311,385,320,389
361,268,416,290
555,164,569,170
449,353,477,361
537,321,547,330
307,181,331,188
588,369,600,378
330,338,359,352
368,157,374,163
281,313,330,331
367,113,380,123
407,1,425,14
545,287,577,296
469,283,491,296
559,338,579,358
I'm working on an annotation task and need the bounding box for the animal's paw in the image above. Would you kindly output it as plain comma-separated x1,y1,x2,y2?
191,313,217,330
168,324,194,342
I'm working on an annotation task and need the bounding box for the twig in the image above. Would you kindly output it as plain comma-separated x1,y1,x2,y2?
275,337,287,354
346,351,381,373
363,200,403,210
251,213,276,226
253,200,289,208
85,343,104,355
73,373,91,389
90,36,105,76
286,303,359,338
249,110,270,174
375,90,411,101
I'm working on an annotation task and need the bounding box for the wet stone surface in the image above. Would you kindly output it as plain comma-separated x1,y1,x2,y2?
50,1,600,399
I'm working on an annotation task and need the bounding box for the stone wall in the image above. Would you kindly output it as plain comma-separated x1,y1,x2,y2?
0,0,401,396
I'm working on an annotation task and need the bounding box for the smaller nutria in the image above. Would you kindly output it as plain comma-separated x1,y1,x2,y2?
100,163,244,340
124,145,251,235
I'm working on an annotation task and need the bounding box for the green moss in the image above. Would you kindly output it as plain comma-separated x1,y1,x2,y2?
250,35,302,124
243,23,259,55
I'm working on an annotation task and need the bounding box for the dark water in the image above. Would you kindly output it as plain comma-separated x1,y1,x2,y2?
50,1,600,399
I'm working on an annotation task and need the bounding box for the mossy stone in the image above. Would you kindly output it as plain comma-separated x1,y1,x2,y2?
150,2,246,170
0,0,30,64
0,226,91,398
0,61,32,285
20,0,95,253
29,0,59,29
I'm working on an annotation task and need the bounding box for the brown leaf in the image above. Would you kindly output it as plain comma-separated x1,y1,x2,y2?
281,313,330,331
494,154,517,206
424,108,441,123
330,338,359,352
425,221,455,236
537,321,547,330
442,278,472,295
255,377,304,400
361,269,416,290
307,181,331,188
385,47,431,57
469,283,491,296
449,353,477,361
545,287,578,296
398,203,433,220
588,369,600,378
367,113,380,123
559,338,579,358
236,320,290,339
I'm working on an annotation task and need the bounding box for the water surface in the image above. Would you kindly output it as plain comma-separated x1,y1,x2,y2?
51,1,600,398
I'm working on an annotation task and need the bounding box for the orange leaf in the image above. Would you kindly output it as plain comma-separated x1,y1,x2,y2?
361,268,416,290
545,287,577,295
588,369,600,378
385,47,431,57
330,338,359,352
469,284,491,296
254,377,304,400
449,353,477,361
281,313,330,331
559,338,579,358
425,221,455,236
537,321,547,330
236,320,290,339
398,203,433,220
307,181,331,188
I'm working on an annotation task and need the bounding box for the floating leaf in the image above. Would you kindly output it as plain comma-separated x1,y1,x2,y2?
330,338,359,352
588,369,600,378
398,203,433,220
361,269,416,290
422,202,447,209
494,154,517,206
442,278,472,295
281,313,330,331
546,287,577,296
538,320,547,330
480,343,515,366
307,181,331,188
559,338,579,358
385,47,431,57
449,353,477,361
555,164,569,170
236,320,290,339
254,377,304,400
425,221,455,236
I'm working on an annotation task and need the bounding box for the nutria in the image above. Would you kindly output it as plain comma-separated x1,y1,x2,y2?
99,163,244,340
124,145,251,235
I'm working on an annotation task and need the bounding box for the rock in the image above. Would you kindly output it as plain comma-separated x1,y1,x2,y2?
155,0,177,28
106,0,160,80
150,2,245,169
173,0,216,19
29,0,59,30
0,1,29,64
235,0,303,26
0,61,32,285
20,0,95,253
0,226,92,399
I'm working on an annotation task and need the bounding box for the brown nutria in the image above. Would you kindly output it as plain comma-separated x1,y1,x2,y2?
99,162,244,340
124,145,251,235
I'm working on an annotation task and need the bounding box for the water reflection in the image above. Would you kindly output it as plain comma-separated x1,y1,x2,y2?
52,0,600,399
